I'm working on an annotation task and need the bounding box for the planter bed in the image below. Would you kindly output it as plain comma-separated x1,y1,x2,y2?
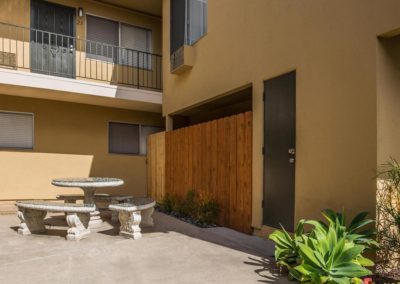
155,206,218,229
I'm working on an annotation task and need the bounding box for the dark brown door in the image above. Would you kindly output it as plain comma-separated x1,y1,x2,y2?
31,0,75,78
263,71,296,231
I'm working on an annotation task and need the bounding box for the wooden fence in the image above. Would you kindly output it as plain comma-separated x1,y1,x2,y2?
147,111,252,233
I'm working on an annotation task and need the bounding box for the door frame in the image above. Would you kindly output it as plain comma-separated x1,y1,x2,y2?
262,70,297,231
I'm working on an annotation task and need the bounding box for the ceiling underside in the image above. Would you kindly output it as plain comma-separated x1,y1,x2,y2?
93,0,162,17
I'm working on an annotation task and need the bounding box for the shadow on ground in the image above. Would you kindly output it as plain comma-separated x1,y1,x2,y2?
244,256,283,283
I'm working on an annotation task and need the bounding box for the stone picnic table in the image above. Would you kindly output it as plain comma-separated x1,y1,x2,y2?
51,177,124,228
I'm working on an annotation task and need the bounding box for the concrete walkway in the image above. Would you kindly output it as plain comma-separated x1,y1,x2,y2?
0,211,290,284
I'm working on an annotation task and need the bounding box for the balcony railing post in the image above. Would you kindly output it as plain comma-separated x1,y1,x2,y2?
137,50,140,89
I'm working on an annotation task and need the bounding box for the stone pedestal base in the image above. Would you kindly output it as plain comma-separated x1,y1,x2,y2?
66,213,91,241
83,188,103,229
88,210,103,228
140,207,154,227
17,209,47,235
110,200,120,223
119,211,142,240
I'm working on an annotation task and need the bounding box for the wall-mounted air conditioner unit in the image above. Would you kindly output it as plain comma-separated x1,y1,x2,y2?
170,45,194,74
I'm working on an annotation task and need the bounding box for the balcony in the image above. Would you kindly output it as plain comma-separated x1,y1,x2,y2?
0,21,162,111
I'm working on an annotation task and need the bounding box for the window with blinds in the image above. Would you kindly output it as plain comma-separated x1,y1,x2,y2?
0,112,34,149
108,122,163,155
86,15,153,68
109,122,140,155
86,15,119,62
120,24,152,69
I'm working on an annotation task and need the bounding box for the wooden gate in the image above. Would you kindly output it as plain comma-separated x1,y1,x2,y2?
147,111,252,233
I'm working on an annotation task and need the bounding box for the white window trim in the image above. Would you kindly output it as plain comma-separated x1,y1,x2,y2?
0,110,35,150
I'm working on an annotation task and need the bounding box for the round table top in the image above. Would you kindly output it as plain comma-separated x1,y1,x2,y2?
52,177,124,188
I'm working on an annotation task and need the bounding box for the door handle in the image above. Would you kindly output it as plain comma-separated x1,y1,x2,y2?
288,148,296,155
69,45,74,53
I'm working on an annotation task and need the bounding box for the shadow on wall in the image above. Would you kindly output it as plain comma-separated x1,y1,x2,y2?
88,154,148,198
0,150,149,201
0,151,93,200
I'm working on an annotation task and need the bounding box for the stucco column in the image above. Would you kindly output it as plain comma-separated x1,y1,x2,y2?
165,115,173,131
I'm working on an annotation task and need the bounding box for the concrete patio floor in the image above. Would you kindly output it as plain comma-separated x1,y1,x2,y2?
0,211,290,284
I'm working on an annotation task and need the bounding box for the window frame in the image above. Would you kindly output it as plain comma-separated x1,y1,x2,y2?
0,110,35,150
107,121,163,156
185,0,208,46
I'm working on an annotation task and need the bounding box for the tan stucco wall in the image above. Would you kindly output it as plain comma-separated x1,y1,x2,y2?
377,35,400,164
0,94,163,201
162,0,400,229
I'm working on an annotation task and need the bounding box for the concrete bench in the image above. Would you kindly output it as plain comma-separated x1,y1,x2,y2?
15,200,95,241
109,198,156,240
56,194,85,203
57,194,133,222
57,194,133,202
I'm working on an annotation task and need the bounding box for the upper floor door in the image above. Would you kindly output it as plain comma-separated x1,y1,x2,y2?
30,0,75,78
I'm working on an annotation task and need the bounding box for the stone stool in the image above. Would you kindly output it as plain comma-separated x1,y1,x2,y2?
108,198,155,240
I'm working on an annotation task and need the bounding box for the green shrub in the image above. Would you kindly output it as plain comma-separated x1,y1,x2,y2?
269,210,376,283
157,194,177,213
175,190,197,218
197,196,220,225
157,191,220,226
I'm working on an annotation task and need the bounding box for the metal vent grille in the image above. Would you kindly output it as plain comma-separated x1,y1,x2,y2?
170,46,184,72
0,52,17,68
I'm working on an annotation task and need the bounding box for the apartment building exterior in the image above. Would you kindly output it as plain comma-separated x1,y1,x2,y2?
162,0,400,232
1,0,400,234
0,0,164,211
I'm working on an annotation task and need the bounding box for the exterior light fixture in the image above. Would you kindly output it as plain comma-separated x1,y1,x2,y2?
77,7,84,25
78,7,84,17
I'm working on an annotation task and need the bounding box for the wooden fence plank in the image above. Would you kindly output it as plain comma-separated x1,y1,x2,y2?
147,132,165,202
229,114,238,230
210,119,218,199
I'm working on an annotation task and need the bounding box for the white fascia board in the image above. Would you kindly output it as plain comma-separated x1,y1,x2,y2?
0,68,162,104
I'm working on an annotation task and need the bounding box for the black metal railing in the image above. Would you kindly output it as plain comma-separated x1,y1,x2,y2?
0,22,162,91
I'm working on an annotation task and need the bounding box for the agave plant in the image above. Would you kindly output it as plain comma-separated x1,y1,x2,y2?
269,209,377,283
319,209,379,249
269,219,305,269
290,226,374,284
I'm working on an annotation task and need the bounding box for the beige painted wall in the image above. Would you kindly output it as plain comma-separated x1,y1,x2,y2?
0,94,163,201
377,35,400,164
162,0,400,229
